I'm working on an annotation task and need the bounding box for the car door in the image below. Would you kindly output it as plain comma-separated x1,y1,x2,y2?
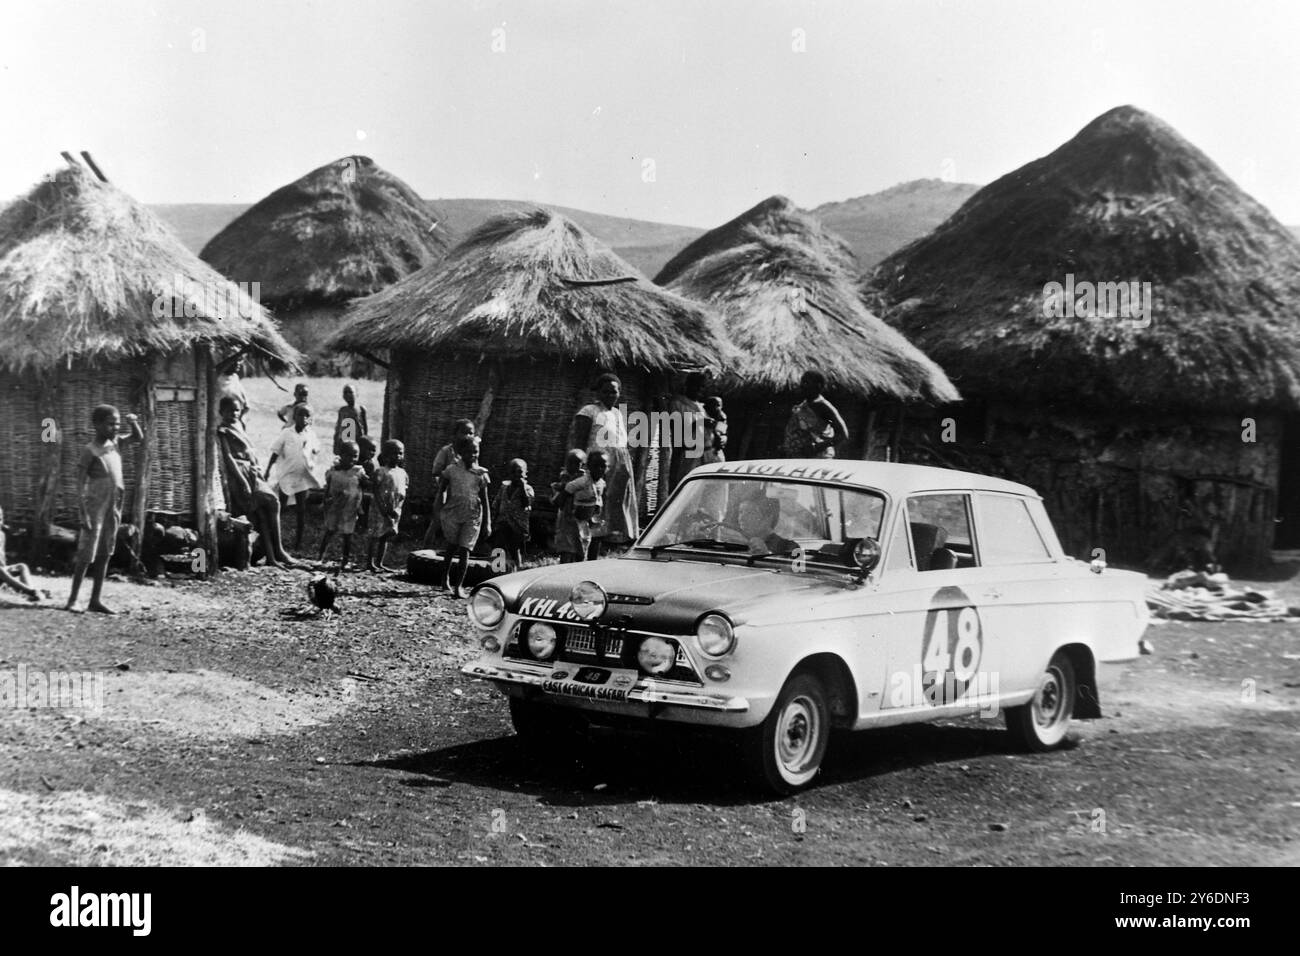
868,492,999,725
966,492,1067,702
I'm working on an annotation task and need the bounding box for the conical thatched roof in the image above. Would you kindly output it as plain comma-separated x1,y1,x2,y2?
200,156,448,309
655,195,856,285
0,167,298,375
666,227,958,403
328,207,729,370
866,105,1300,412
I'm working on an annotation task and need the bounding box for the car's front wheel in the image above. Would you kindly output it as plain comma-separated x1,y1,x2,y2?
743,672,830,795
1005,651,1076,751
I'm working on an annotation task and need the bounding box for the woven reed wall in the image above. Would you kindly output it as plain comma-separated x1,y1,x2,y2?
897,402,1282,572
0,352,204,528
389,351,661,509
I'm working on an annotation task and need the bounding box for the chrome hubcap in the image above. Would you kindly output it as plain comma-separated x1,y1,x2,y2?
1033,669,1065,729
777,696,819,773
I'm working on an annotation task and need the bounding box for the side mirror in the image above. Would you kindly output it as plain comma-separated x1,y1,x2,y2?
1090,556,1107,574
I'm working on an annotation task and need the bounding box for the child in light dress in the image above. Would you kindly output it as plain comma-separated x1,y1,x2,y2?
266,403,322,550
319,440,366,572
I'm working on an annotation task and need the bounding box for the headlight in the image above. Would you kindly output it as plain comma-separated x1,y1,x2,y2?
853,537,882,572
696,613,736,657
569,581,607,621
525,622,559,660
468,586,505,628
637,636,676,675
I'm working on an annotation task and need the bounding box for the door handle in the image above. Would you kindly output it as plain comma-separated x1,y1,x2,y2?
982,587,1002,600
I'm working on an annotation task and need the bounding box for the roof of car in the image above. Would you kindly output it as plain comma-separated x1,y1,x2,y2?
688,459,1040,499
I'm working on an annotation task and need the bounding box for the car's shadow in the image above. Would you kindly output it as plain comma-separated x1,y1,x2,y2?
357,719,1022,807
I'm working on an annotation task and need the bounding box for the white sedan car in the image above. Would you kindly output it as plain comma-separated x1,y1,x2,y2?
462,460,1149,793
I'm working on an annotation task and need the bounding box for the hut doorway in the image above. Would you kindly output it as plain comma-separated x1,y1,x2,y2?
1274,413,1300,548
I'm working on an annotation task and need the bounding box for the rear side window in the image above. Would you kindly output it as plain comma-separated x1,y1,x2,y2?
976,494,1054,565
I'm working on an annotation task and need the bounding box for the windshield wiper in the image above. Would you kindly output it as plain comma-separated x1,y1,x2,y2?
648,539,745,558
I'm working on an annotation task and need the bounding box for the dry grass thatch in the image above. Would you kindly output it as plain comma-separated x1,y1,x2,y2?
654,195,857,285
865,105,1300,412
0,167,298,375
200,156,449,309
328,207,730,370
667,228,958,403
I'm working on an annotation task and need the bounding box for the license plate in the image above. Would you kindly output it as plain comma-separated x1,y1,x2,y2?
540,666,637,702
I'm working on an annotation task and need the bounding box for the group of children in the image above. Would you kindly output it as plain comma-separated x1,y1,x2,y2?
1,380,727,611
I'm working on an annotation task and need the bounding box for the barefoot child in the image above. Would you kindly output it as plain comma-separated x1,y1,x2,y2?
355,434,378,538
318,441,366,572
0,506,50,603
492,458,534,572
422,418,477,548
433,434,491,598
367,440,408,573
65,404,143,613
266,404,322,550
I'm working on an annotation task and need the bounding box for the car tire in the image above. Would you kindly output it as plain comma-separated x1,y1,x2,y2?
743,672,830,795
1005,651,1076,751
508,697,585,745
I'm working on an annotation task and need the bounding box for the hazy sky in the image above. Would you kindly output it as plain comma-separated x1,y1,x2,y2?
3,0,1298,227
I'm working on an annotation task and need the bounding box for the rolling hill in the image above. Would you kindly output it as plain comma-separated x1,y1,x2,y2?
810,179,980,268
150,181,983,281
151,199,706,278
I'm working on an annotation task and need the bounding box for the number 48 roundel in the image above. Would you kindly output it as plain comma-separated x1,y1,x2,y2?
921,586,983,705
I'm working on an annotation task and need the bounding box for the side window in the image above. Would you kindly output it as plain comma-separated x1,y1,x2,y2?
906,494,975,571
884,511,914,572
976,494,1054,565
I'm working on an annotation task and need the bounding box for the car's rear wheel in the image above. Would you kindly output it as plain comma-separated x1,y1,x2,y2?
743,672,829,795
509,697,585,744
1005,651,1076,751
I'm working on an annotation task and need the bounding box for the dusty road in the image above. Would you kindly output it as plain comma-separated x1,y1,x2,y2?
1,563,1297,866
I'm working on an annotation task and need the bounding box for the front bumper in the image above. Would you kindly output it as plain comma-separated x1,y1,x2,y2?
460,659,751,719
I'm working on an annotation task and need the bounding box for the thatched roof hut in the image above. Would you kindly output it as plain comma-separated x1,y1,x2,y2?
656,194,857,285
329,207,729,511
0,165,298,561
201,156,448,374
866,105,1300,568
657,196,957,459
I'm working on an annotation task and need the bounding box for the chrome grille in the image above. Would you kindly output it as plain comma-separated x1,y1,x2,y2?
563,628,626,657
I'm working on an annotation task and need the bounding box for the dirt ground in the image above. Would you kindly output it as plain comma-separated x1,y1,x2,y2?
1,548,1297,866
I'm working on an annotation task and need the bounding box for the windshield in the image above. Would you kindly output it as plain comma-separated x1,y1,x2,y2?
638,476,886,567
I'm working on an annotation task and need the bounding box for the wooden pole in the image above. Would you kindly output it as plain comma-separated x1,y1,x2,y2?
129,362,157,569
862,406,878,460
30,374,63,565
473,363,500,436
197,346,218,577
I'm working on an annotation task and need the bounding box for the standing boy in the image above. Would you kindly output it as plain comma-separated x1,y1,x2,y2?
65,404,143,613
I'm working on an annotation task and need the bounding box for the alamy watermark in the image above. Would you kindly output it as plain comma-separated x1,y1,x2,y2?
1,665,105,714
152,274,261,320
1042,273,1153,328
595,404,706,458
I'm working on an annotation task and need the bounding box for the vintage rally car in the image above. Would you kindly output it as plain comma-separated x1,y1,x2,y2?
461,459,1149,793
